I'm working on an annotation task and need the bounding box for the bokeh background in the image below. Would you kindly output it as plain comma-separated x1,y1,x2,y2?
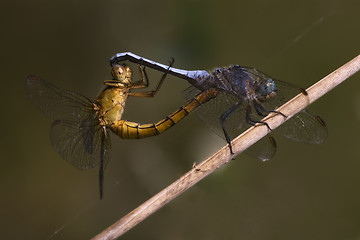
1,0,360,239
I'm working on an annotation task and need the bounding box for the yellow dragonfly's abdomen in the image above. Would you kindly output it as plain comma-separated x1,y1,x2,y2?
111,89,218,139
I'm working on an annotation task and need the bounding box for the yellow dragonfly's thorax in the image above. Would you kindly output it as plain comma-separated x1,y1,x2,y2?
95,63,133,126
95,87,129,126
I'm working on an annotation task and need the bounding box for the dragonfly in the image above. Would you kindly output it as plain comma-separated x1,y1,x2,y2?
25,60,218,198
110,52,327,161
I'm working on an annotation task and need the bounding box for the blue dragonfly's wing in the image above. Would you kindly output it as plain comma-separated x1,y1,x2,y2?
243,68,327,144
273,108,327,144
183,86,276,161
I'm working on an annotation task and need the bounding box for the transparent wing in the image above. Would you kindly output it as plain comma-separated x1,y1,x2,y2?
183,86,276,161
26,75,111,169
183,87,245,139
245,136,276,162
50,117,111,170
238,68,327,144
25,75,93,122
276,110,327,144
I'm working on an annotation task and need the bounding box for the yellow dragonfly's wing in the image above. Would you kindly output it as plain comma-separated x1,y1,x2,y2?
26,75,111,170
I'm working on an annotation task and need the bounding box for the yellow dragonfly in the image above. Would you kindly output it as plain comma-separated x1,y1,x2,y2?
26,60,217,198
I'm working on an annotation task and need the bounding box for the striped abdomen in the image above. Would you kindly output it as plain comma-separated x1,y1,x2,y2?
111,89,218,139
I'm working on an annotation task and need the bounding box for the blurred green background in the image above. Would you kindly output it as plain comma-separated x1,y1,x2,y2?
1,0,360,239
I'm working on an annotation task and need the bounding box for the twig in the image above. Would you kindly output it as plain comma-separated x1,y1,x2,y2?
92,54,360,240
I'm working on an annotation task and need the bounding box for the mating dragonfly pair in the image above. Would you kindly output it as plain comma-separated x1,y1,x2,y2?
26,52,327,198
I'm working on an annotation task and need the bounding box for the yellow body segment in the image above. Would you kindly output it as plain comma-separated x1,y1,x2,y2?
111,89,219,139
95,87,129,125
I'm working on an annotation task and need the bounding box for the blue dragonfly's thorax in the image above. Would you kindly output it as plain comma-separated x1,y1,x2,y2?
194,65,278,102
195,65,256,100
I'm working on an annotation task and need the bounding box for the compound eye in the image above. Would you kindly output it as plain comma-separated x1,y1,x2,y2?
259,79,277,96
111,64,132,84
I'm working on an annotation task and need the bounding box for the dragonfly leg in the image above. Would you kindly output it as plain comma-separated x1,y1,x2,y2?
128,58,175,97
254,101,287,118
220,103,242,154
128,64,150,89
246,104,272,131
254,102,268,117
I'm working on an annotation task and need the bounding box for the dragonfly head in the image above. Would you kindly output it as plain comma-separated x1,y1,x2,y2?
108,64,132,85
257,79,277,101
